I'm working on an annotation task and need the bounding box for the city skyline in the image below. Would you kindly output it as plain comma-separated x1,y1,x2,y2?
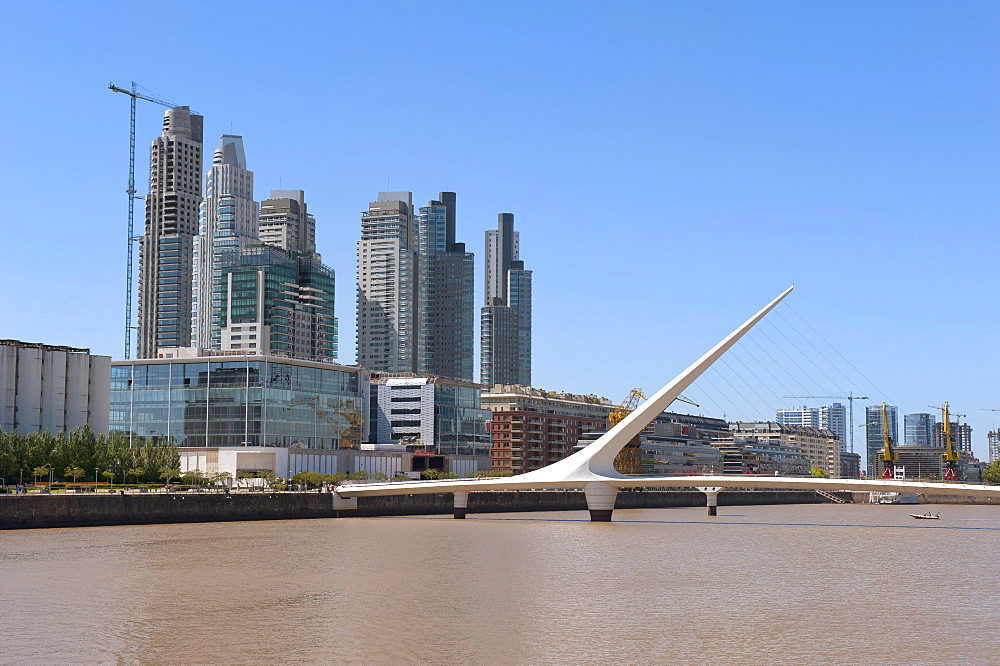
3,2,998,462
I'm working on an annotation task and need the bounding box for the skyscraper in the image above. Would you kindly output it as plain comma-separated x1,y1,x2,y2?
481,213,531,386
904,412,936,447
865,404,898,476
191,135,257,350
138,107,203,358
259,190,316,255
417,193,475,380
356,193,418,373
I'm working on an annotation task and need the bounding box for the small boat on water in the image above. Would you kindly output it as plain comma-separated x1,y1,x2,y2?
910,512,940,520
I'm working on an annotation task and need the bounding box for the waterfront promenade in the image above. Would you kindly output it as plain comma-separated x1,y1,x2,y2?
0,488,841,529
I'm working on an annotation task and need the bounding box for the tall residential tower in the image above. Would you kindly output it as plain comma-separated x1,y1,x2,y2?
357,193,419,373
191,135,258,350
417,193,475,380
138,106,204,358
481,213,531,386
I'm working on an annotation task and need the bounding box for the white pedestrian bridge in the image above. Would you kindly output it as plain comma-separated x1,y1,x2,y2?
335,286,1000,521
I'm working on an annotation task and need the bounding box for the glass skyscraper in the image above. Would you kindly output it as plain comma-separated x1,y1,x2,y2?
417,193,475,381
481,213,531,386
192,135,258,350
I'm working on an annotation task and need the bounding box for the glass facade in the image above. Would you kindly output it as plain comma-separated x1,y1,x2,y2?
433,383,492,456
220,246,338,360
111,358,365,449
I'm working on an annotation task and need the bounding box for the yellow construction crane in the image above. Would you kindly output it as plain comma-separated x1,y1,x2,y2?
930,402,963,481
609,388,647,427
609,389,647,474
878,402,898,478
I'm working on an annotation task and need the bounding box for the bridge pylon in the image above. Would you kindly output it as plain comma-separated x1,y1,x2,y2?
697,487,723,516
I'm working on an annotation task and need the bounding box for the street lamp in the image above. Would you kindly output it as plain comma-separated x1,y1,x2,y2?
95,468,99,492
48,464,53,490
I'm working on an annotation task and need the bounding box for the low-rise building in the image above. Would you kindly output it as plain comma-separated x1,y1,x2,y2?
481,385,614,473
0,339,110,434
730,421,842,477
716,437,812,476
840,451,861,479
112,356,489,479
875,446,980,481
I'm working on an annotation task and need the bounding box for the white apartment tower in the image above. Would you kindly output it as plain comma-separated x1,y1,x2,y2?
191,135,258,350
138,106,204,358
357,192,418,373
776,403,847,451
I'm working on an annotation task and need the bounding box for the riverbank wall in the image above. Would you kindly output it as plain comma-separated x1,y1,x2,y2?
0,489,842,530
849,492,1000,505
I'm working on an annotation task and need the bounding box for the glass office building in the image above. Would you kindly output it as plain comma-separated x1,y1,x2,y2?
111,356,368,449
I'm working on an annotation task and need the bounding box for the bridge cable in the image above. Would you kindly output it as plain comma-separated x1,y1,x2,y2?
719,356,779,417
761,317,850,397
782,303,894,404
744,328,816,397
730,341,800,410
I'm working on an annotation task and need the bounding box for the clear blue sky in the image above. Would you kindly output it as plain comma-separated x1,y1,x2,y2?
1,1,997,462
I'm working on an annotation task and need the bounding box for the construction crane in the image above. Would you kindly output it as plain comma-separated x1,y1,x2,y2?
878,402,898,478
607,389,699,474
608,389,647,474
108,82,183,359
782,393,869,453
930,402,963,481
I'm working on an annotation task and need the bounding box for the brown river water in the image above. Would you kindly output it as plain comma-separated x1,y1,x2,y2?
2,502,999,665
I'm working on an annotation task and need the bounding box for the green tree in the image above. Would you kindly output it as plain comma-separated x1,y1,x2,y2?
101,470,115,487
257,469,276,489
810,465,830,478
159,467,181,487
984,459,1000,484
127,467,144,485
182,469,204,486
32,466,49,485
421,469,441,480
64,466,86,485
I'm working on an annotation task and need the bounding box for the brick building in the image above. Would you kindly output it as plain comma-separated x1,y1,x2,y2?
481,385,613,473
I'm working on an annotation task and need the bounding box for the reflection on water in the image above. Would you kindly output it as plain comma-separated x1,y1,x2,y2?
2,503,999,665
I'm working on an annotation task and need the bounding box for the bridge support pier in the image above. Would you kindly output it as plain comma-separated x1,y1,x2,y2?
585,482,618,522
453,491,469,519
697,487,722,516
